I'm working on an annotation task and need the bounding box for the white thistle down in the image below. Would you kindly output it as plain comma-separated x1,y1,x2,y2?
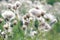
29,31,37,37
2,10,15,21
39,22,51,32
3,23,9,31
29,7,46,17
22,25,27,35
37,17,45,23
0,18,3,23
7,3,12,9
15,1,21,8
44,13,57,25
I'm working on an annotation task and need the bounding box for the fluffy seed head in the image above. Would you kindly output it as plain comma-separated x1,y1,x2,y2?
3,24,9,30
7,3,12,9
22,25,27,30
13,20,17,25
0,18,3,23
26,14,30,18
24,21,29,26
15,1,21,8
2,10,15,21
1,31,5,35
12,5,17,10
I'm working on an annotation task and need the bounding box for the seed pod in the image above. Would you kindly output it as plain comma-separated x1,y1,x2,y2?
3,24,9,30
41,12,45,16
13,20,17,25
24,21,29,26
22,25,27,30
0,18,3,23
16,3,20,7
1,31,6,38
35,7,39,9
40,23,45,26
37,14,41,18
7,3,12,9
26,14,30,19
13,5,17,10
24,16,27,20
15,1,21,8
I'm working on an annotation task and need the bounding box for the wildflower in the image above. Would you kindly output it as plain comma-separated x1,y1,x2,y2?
50,19,57,26
23,13,30,20
12,5,17,10
13,20,18,25
15,1,21,8
29,31,37,37
44,13,57,25
39,22,51,32
26,13,30,19
1,31,5,35
37,17,45,23
25,21,29,25
7,22,13,36
44,23,51,31
23,16,27,20
8,26,13,34
29,17,33,21
44,14,55,21
23,21,29,26
29,7,46,17
22,25,27,35
2,10,15,21
0,18,3,23
3,23,9,30
1,31,6,38
40,12,45,16
29,8,40,16
22,15,29,21
7,3,12,9
22,25,27,30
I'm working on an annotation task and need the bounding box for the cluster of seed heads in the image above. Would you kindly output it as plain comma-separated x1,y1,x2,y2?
0,0,57,40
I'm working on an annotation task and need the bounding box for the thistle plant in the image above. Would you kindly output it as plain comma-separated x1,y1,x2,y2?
0,0,59,40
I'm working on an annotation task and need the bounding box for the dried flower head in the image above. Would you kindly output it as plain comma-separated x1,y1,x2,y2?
26,13,30,19
41,12,45,16
3,23,9,30
7,3,12,9
30,31,37,37
13,20,17,25
0,18,3,23
15,1,21,8
22,25,27,30
2,10,15,21
24,21,29,26
12,5,17,10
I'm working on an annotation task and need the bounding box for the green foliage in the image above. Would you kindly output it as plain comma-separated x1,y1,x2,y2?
34,19,39,29
20,20,23,27
47,0,56,5
47,0,60,5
